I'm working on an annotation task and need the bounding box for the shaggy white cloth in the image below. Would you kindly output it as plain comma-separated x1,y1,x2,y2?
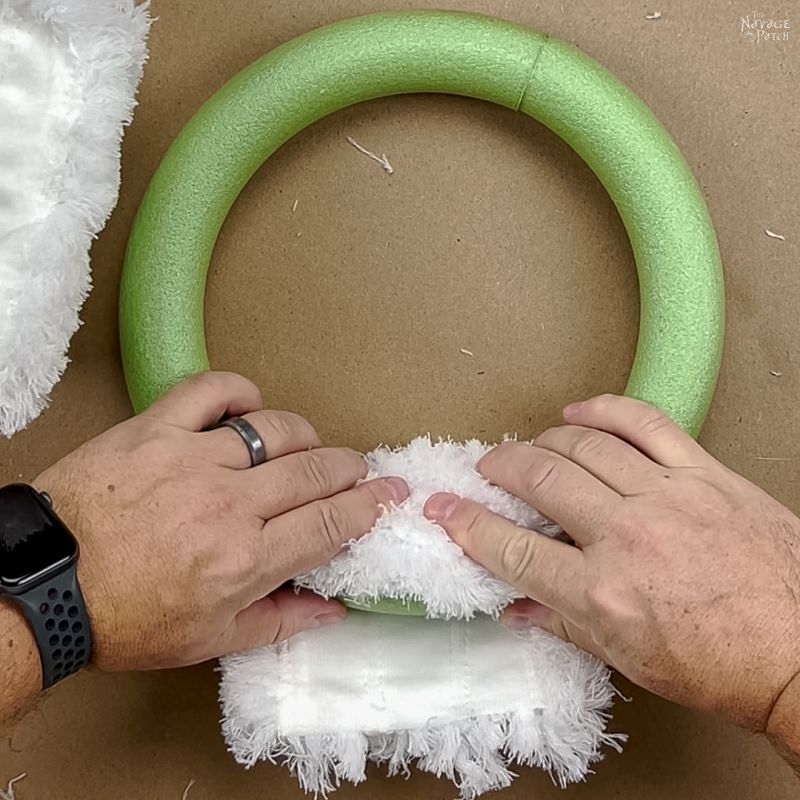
220,438,623,797
0,0,151,437
296,436,564,618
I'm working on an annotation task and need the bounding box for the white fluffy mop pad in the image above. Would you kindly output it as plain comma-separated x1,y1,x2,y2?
220,438,624,797
221,613,623,798
0,0,151,437
297,436,565,617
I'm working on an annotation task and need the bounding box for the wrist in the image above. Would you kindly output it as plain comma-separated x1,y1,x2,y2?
766,668,800,776
33,471,118,670
0,598,41,728
1,479,96,690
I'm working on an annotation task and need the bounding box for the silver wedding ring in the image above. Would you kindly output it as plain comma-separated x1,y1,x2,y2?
221,417,267,467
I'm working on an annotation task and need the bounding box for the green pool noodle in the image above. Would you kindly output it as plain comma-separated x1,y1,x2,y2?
121,9,723,435
340,596,429,616
120,10,725,615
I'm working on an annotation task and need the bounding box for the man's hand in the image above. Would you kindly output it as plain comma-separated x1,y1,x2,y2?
29,371,407,672
424,394,800,770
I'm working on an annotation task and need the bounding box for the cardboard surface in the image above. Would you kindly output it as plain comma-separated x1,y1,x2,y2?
1,0,798,797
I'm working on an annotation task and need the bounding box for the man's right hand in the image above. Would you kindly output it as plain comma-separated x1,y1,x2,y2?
424,394,800,775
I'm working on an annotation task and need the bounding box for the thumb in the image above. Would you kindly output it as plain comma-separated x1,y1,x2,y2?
423,492,586,621
228,588,345,652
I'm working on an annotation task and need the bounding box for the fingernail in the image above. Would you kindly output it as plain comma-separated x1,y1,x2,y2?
501,613,536,631
310,609,346,628
385,476,410,503
563,401,583,418
424,492,460,522
501,601,551,631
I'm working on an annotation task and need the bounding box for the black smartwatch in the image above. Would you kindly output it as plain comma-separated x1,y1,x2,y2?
0,483,92,688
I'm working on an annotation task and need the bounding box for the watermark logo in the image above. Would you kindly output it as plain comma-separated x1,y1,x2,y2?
741,11,791,42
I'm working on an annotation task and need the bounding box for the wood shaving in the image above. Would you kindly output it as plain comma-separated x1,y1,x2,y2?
645,11,662,19
764,228,786,241
0,774,27,800
754,456,792,462
292,199,299,213
345,136,394,174
460,348,474,357
181,779,196,800
769,369,783,377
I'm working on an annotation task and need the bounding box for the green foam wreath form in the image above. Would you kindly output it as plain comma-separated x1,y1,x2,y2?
120,10,724,612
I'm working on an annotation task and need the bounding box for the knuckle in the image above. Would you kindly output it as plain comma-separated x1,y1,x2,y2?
314,500,350,549
568,430,606,461
130,430,173,468
301,452,334,495
695,476,736,513
462,504,491,543
498,533,541,585
584,393,615,414
638,409,671,436
258,410,295,443
521,457,560,500
185,370,220,394
284,411,321,445
531,426,559,447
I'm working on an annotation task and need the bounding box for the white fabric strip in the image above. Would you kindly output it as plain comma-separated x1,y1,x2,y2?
220,612,623,798
255,614,542,734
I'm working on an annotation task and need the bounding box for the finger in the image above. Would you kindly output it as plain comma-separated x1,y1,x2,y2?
477,441,621,546
244,447,369,519
423,494,587,622
500,597,554,629
534,424,659,494
262,477,409,581
201,410,321,468
500,598,605,660
142,371,262,431
563,394,711,468
227,588,346,652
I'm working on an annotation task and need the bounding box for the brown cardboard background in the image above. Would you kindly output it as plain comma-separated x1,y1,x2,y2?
2,0,799,797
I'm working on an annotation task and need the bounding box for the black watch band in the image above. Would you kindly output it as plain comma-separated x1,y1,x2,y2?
13,565,92,689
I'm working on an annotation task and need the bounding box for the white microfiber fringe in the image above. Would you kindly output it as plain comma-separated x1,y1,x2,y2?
0,0,151,436
220,623,625,799
220,631,626,800
296,437,563,618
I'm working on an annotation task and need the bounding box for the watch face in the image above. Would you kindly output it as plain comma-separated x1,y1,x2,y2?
0,484,78,589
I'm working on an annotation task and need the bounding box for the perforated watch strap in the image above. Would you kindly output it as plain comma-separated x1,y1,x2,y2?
14,566,92,689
